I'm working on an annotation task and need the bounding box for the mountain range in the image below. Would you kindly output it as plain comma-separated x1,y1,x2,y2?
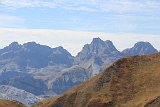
33,53,160,107
51,38,158,94
0,38,158,105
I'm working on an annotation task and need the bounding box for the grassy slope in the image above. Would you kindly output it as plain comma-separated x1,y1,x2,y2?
0,100,27,107
33,53,160,107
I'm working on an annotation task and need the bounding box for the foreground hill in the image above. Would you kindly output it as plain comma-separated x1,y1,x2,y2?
0,100,26,107
33,53,160,107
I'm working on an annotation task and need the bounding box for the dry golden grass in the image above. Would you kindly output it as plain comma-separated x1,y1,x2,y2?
33,53,160,107
0,100,27,107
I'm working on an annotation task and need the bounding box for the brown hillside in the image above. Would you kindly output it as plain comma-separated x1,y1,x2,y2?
33,53,160,107
0,100,27,107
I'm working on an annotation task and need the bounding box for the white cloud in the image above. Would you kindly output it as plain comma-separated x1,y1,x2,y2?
91,0,160,13
0,0,57,8
1,0,159,32
0,0,160,13
0,15,24,27
0,28,159,56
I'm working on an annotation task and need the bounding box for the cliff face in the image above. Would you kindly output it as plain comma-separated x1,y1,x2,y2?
33,53,160,107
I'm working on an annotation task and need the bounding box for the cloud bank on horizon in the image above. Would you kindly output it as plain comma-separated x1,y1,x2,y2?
0,28,159,56
0,0,159,55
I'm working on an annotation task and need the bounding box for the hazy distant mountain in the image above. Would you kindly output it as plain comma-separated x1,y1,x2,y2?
0,42,74,98
74,38,122,76
49,38,159,94
0,71,48,95
0,39,158,104
49,38,123,94
122,41,158,56
75,38,121,64
0,85,41,105
0,42,74,70
51,66,90,94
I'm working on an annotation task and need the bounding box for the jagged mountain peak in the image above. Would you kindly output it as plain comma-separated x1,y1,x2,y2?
91,37,104,44
9,42,20,47
78,38,117,53
74,38,121,76
91,38,115,49
23,41,37,45
105,40,113,43
105,40,118,52
7,42,21,50
23,41,38,47
54,46,69,53
134,41,153,47
52,46,73,57
75,38,119,60
23,42,51,50
0,41,74,68
56,46,64,49
122,41,158,56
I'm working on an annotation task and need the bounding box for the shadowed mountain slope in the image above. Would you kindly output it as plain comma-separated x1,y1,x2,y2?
33,53,160,107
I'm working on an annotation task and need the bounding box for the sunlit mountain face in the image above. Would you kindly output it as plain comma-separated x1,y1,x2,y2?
0,39,158,101
0,0,160,107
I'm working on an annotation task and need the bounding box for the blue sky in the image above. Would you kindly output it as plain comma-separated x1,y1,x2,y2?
0,0,160,55
0,0,160,34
